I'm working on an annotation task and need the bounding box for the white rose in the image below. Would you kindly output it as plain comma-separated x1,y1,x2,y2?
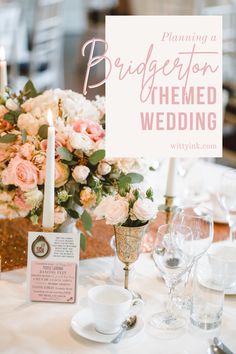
97,162,111,175
132,198,156,222
69,131,94,152
54,206,67,225
72,165,90,183
5,98,18,111
94,196,114,219
17,113,39,136
25,188,43,209
105,197,129,225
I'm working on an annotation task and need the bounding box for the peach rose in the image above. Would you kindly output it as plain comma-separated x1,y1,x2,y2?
17,113,39,136
0,144,11,162
55,162,69,187
80,187,96,208
73,119,105,142
2,156,38,191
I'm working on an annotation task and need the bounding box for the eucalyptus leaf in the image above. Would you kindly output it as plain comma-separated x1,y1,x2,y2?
38,124,48,139
0,133,17,143
119,175,132,188
126,173,144,184
80,233,86,252
57,147,73,161
81,210,92,230
4,112,17,125
88,149,105,165
21,129,27,143
61,159,78,166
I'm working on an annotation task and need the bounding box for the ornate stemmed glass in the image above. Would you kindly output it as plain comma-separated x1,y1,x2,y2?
150,224,193,336
171,206,214,308
114,223,148,291
218,169,236,242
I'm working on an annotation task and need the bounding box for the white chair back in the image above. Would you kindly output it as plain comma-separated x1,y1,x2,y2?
29,0,64,90
0,2,21,60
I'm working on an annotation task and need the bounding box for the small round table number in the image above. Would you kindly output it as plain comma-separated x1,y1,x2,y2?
31,236,50,258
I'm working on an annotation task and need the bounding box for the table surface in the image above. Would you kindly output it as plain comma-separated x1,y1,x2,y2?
1,254,236,354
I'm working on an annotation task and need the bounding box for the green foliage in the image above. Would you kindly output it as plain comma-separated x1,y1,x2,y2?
21,129,27,143
66,208,80,219
126,172,144,183
0,133,17,143
38,124,48,139
80,233,86,252
3,111,20,125
57,147,73,161
23,80,38,98
81,210,92,231
88,149,105,165
146,187,154,201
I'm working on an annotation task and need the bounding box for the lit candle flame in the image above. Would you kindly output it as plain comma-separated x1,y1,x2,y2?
47,109,53,127
0,46,6,61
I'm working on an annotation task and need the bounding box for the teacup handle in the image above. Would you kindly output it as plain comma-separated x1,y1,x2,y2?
129,298,144,316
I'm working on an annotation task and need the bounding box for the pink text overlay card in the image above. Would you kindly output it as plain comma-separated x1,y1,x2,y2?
104,16,222,158
27,232,80,303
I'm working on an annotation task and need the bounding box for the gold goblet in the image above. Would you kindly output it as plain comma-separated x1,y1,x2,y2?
114,223,148,290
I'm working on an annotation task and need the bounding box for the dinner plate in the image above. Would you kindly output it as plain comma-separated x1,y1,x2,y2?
71,308,144,343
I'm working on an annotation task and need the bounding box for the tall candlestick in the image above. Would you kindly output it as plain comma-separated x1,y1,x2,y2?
0,46,7,96
42,109,55,230
166,158,177,197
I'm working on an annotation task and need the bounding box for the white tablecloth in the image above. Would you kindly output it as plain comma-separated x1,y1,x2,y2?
1,254,236,354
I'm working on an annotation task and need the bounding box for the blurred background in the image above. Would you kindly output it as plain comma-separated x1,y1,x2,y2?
0,0,236,167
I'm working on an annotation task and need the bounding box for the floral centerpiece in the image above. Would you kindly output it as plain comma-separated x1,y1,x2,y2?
94,187,157,289
0,81,144,251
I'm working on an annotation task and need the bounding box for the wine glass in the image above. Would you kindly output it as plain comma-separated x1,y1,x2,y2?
218,169,236,242
171,206,214,308
150,224,193,336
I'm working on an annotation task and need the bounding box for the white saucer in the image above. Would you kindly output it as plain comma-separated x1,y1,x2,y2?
71,308,144,343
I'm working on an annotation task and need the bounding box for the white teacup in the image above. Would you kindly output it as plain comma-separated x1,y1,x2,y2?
88,285,141,335
208,242,236,289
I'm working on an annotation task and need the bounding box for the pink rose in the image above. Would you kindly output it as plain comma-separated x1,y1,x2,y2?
20,143,35,160
14,189,31,212
2,156,38,191
73,119,104,142
40,134,66,153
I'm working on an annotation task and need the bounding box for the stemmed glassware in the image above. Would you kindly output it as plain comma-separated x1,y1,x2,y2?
150,224,193,335
218,169,236,242
171,206,214,308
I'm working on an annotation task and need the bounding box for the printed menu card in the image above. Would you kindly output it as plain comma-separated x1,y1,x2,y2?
27,232,80,303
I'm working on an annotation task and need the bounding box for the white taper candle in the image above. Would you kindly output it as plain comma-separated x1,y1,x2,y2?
42,109,55,229
166,158,177,197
